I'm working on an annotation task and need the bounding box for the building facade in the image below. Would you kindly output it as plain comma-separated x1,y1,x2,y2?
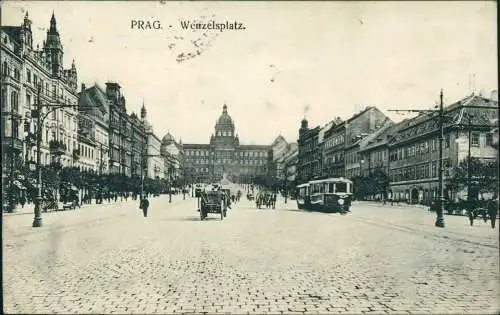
160,133,183,185
325,107,389,180
388,93,498,204
297,118,321,183
146,130,164,180
269,135,289,182
2,12,79,202
77,83,110,173
298,106,390,184
283,142,299,190
182,104,271,184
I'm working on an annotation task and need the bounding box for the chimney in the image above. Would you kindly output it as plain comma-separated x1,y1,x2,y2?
81,83,86,93
491,90,498,101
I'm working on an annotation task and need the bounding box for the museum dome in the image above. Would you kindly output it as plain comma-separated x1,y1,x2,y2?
216,104,234,128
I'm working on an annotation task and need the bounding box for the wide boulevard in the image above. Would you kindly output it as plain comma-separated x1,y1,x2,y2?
3,193,499,314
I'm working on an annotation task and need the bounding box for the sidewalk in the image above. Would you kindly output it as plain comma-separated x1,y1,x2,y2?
356,200,429,210
2,194,188,217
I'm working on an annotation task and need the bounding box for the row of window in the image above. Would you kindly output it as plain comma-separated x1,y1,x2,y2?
390,159,452,182
185,150,267,157
186,158,266,165
323,151,345,166
216,130,234,137
2,61,21,81
301,139,318,152
323,134,345,149
79,143,95,159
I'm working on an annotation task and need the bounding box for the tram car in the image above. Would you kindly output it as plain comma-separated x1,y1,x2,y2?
296,177,353,213
296,183,310,210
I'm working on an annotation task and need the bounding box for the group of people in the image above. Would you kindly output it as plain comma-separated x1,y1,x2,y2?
466,196,498,228
256,192,277,209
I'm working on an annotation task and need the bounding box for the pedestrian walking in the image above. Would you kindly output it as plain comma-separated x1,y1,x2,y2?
140,195,150,217
19,195,26,208
488,195,498,229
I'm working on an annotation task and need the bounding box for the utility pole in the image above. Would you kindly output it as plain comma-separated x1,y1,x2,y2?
388,89,447,228
467,113,472,210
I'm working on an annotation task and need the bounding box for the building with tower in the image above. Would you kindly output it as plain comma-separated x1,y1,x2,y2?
297,106,390,184
2,12,79,204
182,104,271,183
138,103,164,180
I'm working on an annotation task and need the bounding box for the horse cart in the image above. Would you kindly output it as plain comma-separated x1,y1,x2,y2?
198,190,227,221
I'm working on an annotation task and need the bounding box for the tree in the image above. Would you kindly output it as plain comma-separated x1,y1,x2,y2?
60,167,83,187
450,157,498,197
371,169,390,197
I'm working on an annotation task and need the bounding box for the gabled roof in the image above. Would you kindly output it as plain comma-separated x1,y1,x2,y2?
78,84,109,114
271,135,287,146
390,94,498,145
78,85,109,126
360,121,406,152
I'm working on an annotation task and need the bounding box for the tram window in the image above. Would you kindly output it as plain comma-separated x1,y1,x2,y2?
328,183,334,193
336,183,347,193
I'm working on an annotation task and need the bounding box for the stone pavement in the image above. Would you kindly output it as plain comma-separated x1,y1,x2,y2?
3,194,499,314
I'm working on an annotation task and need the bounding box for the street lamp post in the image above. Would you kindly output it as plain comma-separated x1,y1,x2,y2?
169,166,172,203
435,90,446,227
31,84,97,227
32,89,43,227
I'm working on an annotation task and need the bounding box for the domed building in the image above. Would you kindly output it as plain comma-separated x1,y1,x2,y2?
182,104,271,183
160,132,183,182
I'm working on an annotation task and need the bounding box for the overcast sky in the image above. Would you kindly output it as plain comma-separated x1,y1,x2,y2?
2,1,497,145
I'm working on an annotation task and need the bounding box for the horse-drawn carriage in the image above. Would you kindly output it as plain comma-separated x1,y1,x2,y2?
198,190,227,220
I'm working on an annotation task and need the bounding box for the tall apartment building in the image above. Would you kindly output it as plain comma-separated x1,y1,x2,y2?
77,83,110,173
2,12,79,193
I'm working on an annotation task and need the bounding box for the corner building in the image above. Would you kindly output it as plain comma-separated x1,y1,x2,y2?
183,104,271,183
2,12,79,202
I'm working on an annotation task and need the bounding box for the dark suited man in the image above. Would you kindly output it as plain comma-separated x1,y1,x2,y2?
140,196,150,217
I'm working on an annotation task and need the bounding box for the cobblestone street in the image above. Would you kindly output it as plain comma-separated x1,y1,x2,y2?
3,195,499,314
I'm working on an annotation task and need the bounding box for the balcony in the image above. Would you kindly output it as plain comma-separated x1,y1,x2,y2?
49,140,67,156
2,137,23,152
